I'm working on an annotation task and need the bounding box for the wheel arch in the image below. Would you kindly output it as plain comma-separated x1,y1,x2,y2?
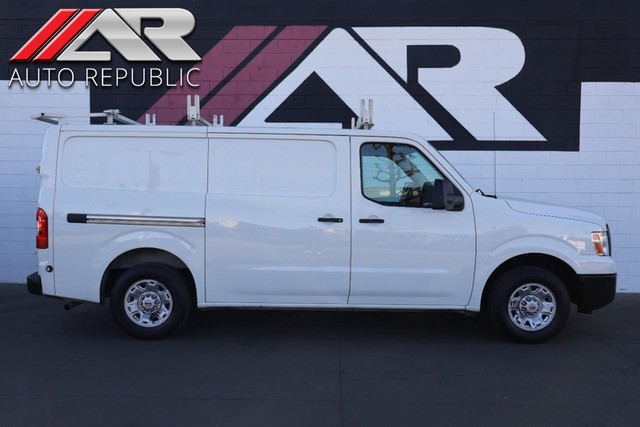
480,253,579,313
100,248,197,305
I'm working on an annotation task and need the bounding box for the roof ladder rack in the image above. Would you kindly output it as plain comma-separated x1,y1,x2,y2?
32,109,143,125
98,109,141,125
31,112,66,125
351,99,374,130
187,95,210,126
33,95,226,127
186,95,225,127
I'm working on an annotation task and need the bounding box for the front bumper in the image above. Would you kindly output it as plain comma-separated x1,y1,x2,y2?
27,272,43,296
573,273,616,313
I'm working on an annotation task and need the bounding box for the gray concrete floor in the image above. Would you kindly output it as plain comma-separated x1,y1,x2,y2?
0,283,638,427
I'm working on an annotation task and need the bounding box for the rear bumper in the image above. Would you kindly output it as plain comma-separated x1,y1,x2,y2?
573,274,616,313
27,272,43,296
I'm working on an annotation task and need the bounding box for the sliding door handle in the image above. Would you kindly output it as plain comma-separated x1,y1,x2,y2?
318,217,343,223
359,218,385,224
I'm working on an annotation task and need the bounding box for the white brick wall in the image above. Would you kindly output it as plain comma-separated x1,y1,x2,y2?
0,82,89,283
445,82,640,292
0,81,638,293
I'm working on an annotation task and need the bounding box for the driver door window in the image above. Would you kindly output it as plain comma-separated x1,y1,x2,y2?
361,143,444,207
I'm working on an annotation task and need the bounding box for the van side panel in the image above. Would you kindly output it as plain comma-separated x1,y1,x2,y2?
52,129,207,303
205,135,351,304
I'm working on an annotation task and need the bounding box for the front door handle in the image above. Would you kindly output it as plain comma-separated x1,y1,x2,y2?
318,217,343,223
359,218,385,224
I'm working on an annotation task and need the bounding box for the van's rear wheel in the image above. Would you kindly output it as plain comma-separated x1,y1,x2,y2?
110,263,191,339
490,266,570,343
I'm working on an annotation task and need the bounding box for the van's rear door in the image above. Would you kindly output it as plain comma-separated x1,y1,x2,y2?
205,134,350,304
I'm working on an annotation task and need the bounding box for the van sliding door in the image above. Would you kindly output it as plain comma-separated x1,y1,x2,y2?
205,135,351,305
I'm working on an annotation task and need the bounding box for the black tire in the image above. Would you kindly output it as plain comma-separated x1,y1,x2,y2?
110,263,192,339
489,266,570,344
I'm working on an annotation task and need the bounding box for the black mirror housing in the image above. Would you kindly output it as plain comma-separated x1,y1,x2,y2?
420,182,434,207
432,179,464,211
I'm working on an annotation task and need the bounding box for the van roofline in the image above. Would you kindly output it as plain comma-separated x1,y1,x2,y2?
57,123,430,141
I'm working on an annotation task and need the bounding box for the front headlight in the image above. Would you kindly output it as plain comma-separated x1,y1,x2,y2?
591,230,610,256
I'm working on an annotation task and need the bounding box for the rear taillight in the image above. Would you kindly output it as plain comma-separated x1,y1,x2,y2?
36,208,48,249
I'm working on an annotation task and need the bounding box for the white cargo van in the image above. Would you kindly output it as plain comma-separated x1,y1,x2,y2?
27,123,616,342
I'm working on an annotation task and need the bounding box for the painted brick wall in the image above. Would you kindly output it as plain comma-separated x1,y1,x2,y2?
0,3,639,293
0,84,89,282
1,82,638,292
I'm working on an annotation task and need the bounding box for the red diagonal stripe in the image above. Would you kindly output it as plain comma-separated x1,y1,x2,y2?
201,25,327,125
10,9,79,62
33,9,101,62
140,25,278,125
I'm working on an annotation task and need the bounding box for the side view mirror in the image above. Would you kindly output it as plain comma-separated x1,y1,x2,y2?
431,179,464,211
420,182,433,207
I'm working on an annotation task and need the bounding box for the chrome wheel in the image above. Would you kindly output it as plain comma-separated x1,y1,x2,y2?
124,279,173,328
508,283,556,332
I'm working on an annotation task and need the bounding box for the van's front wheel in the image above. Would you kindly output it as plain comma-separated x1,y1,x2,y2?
110,263,192,339
490,267,570,343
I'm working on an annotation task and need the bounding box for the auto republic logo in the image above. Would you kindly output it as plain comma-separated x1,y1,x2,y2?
8,8,201,88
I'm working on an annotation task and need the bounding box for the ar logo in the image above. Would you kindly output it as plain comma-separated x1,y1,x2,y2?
11,8,200,62
240,28,545,143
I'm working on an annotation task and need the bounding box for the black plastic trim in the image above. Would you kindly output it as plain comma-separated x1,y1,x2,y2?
573,273,616,313
67,213,88,224
26,272,42,296
317,217,343,223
